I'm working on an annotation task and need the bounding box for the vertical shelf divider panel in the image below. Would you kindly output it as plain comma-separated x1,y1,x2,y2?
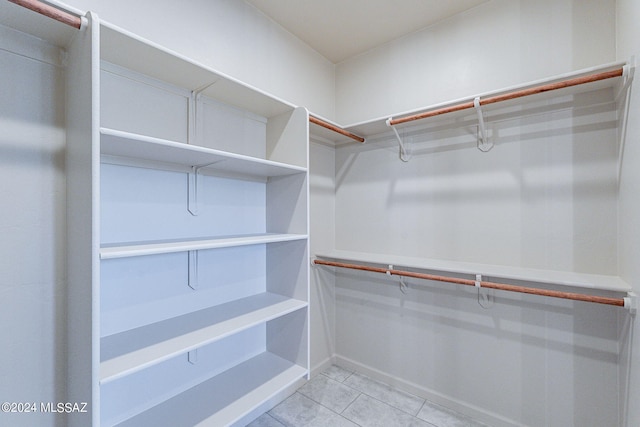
98,20,309,427
66,11,101,427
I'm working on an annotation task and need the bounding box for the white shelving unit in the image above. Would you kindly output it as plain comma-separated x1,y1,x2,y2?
94,20,310,427
0,5,314,425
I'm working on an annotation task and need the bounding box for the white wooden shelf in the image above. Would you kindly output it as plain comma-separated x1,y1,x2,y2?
100,292,307,384
100,22,295,119
316,250,631,294
100,233,308,259
114,351,306,427
100,128,307,178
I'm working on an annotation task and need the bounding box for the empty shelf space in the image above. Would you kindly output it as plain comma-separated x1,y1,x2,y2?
316,250,631,294
100,233,308,259
100,128,306,178
100,292,308,384
113,352,307,427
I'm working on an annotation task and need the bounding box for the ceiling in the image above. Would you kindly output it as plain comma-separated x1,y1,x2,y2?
246,0,489,63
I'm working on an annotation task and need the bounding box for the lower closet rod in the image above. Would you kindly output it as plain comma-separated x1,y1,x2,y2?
313,259,626,307
9,0,82,29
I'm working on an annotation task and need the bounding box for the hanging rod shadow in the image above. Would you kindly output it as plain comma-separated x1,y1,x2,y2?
313,258,635,311
309,115,365,143
9,0,83,29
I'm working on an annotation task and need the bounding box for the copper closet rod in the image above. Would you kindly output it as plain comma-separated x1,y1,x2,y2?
9,0,82,29
309,116,365,143
389,68,624,126
314,259,626,308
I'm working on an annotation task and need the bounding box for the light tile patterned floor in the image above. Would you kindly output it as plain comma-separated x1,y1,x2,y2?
247,365,492,427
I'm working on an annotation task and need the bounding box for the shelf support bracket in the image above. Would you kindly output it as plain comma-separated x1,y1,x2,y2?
474,97,493,152
187,165,201,216
188,349,198,364
188,250,198,290
188,81,218,146
386,118,412,162
187,161,220,216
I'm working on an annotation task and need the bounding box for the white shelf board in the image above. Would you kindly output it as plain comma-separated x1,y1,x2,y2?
100,128,306,178
100,292,307,384
316,250,631,293
100,233,308,259
100,21,295,119
116,352,307,427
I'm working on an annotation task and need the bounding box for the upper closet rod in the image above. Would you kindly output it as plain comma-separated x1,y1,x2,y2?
388,68,624,126
309,115,365,143
314,259,630,309
9,0,82,29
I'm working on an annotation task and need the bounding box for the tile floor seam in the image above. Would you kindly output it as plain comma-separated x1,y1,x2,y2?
298,385,363,415
347,382,425,417
354,391,425,420
339,411,364,427
262,412,285,426
302,372,368,413
321,370,355,384
339,390,363,417
416,399,428,419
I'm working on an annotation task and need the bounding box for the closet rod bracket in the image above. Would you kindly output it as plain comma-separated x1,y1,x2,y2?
616,58,636,185
616,58,635,102
476,274,494,309
474,97,493,152
624,292,637,315
386,119,412,162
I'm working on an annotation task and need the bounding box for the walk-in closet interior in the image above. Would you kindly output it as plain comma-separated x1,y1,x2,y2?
1,0,639,426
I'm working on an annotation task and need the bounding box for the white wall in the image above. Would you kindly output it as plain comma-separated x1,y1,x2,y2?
0,27,67,427
616,1,640,426
335,0,616,125
59,0,336,120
